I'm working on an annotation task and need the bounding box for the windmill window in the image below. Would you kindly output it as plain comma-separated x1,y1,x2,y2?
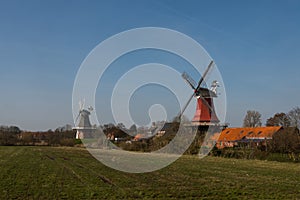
226,130,230,134
257,131,262,135
248,131,253,135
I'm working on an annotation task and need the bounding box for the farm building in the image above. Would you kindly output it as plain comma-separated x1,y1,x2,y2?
216,126,283,149
155,122,173,137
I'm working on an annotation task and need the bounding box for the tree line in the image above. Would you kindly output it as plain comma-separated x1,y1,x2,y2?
0,126,76,146
243,107,300,128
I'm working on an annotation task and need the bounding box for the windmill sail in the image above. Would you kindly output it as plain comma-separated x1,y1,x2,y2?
182,72,196,90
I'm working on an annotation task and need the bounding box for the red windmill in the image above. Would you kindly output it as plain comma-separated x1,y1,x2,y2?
179,61,220,126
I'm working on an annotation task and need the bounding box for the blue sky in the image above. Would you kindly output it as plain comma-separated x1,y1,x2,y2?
0,0,299,130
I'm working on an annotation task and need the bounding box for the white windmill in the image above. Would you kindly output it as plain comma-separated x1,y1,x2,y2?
73,100,95,139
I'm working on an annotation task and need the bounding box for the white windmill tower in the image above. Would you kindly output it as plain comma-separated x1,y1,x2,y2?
73,100,95,139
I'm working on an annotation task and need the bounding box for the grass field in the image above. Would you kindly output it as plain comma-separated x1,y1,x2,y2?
0,146,300,199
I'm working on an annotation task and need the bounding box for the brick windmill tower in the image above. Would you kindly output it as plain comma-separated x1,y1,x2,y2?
180,61,225,133
73,100,95,139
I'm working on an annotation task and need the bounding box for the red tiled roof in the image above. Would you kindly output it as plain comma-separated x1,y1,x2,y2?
218,126,282,142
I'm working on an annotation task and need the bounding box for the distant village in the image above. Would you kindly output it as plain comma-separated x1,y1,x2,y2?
0,106,300,162
1,67,300,159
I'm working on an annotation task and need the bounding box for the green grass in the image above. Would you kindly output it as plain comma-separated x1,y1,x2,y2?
0,146,300,199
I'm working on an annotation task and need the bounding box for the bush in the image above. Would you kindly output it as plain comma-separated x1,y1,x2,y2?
59,138,75,147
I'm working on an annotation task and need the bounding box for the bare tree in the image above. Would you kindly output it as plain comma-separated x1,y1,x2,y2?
266,112,290,127
129,124,137,136
243,110,262,127
271,127,300,154
172,115,190,123
288,107,300,128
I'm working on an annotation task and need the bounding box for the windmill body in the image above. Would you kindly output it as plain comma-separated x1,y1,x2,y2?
73,102,95,139
77,110,92,128
192,88,219,125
